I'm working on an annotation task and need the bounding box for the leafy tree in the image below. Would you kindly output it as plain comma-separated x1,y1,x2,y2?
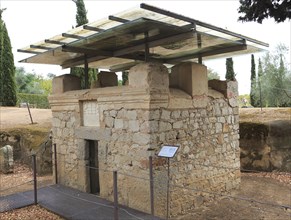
225,58,236,81
257,44,291,107
258,58,263,78
47,73,56,79
39,78,52,95
122,71,129,85
0,9,17,106
250,54,257,106
71,0,97,89
15,67,39,94
207,68,220,80
73,0,88,25
15,67,52,95
238,0,291,23
256,58,264,107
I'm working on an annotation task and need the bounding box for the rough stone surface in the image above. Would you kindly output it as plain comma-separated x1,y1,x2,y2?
240,120,291,172
0,145,14,174
170,62,208,96
98,71,118,87
49,62,240,218
128,63,169,92
52,74,81,94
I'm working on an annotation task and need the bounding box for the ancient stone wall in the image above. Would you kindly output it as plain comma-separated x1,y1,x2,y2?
240,120,291,172
99,101,240,216
49,62,240,218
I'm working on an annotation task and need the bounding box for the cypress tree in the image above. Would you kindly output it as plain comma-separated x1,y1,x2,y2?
225,58,236,81
0,9,17,106
258,58,263,78
257,58,264,107
250,54,256,106
71,0,97,89
75,0,88,26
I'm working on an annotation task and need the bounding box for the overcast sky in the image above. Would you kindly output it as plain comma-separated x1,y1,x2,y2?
0,0,290,94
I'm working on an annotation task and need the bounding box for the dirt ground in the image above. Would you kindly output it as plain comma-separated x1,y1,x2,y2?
0,107,290,219
178,173,291,220
0,162,53,197
0,107,52,130
1,107,289,129
239,107,291,123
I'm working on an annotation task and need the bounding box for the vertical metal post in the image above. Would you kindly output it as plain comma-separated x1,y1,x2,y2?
32,154,37,205
113,171,119,220
166,158,170,220
144,32,149,62
26,102,34,124
149,156,154,216
84,54,89,89
54,144,58,184
259,80,263,111
197,33,202,64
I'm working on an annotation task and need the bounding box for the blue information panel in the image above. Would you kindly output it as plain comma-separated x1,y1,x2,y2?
158,145,179,158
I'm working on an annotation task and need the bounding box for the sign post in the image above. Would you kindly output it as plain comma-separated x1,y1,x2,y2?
158,145,179,220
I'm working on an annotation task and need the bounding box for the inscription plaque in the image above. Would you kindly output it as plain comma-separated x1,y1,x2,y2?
82,101,100,127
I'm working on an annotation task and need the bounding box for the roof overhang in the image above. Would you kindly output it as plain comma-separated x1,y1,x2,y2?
18,3,269,71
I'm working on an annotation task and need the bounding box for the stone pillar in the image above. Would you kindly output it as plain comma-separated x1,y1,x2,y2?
170,62,208,97
129,62,169,93
127,62,170,216
0,145,13,174
98,71,118,87
208,79,239,107
52,74,81,94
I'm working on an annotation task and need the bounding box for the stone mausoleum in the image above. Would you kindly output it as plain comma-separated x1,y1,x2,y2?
18,3,268,217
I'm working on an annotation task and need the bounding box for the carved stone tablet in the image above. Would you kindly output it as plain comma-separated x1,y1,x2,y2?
82,101,100,127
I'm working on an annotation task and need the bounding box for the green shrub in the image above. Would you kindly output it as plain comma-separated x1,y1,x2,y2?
17,93,50,109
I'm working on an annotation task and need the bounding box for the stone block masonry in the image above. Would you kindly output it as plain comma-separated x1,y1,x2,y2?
0,145,14,174
49,62,240,218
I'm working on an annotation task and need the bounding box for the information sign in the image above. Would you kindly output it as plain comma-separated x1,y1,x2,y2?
158,145,179,158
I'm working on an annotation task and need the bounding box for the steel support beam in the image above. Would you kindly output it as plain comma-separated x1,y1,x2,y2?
62,33,86,39
83,25,104,32
140,3,269,47
108,15,129,23
17,49,41,54
84,55,89,89
62,45,112,56
30,45,54,50
45,39,66,45
197,33,202,64
114,31,195,57
61,31,194,69
61,55,107,69
166,43,247,63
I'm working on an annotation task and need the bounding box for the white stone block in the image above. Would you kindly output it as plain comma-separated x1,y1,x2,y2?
161,110,171,120
133,133,150,145
82,101,100,127
159,121,172,132
173,121,184,129
126,110,137,120
129,63,169,92
114,119,124,129
129,120,140,132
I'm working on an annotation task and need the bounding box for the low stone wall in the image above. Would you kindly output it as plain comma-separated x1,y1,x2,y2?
240,120,291,172
0,130,52,175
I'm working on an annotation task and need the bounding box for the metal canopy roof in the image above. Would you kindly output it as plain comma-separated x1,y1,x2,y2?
18,3,268,71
